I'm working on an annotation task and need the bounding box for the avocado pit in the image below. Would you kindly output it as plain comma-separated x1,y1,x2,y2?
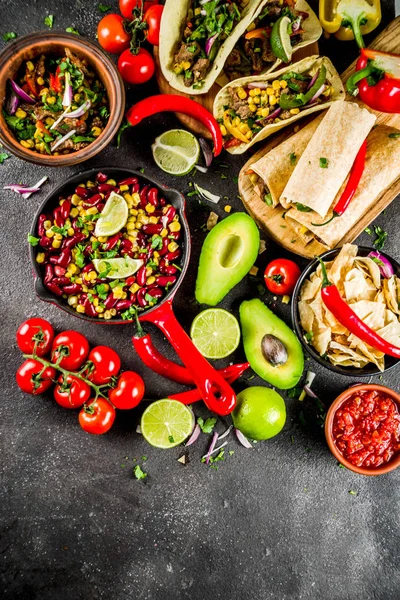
261,334,288,367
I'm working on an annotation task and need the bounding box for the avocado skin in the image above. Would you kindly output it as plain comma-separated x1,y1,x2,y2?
195,213,260,306
240,298,304,389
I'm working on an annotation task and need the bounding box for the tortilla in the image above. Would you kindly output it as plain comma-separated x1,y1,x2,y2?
213,55,345,154
285,125,400,247
280,102,376,217
159,0,263,95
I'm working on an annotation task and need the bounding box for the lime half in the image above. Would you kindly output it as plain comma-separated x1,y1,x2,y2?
92,256,144,279
270,16,293,63
190,308,241,359
94,191,128,237
141,399,195,449
152,129,200,176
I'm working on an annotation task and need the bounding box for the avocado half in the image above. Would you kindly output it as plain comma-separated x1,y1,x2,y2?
195,213,260,306
240,298,304,389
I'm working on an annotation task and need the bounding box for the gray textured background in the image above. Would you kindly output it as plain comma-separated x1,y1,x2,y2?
0,2,399,599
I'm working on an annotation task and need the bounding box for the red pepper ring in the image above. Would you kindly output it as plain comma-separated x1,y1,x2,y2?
125,95,223,156
311,140,367,227
318,258,400,359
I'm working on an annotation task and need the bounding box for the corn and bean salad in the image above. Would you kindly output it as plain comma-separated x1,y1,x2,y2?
4,48,109,155
33,173,182,320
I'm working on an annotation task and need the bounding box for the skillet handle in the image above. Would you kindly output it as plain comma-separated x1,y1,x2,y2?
140,300,236,416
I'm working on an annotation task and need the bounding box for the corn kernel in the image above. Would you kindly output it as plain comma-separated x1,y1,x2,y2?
168,241,179,253
149,216,158,224
52,239,62,248
20,139,34,149
121,292,127,299
106,179,117,186
272,80,280,90
169,221,181,233
153,251,160,259
15,108,27,119
282,295,290,305
36,252,46,264
88,271,97,281
289,108,300,115
239,122,250,134
93,298,99,307
237,87,247,100
74,93,81,103
137,214,149,225
261,107,270,118
130,208,138,216
246,130,253,139
219,124,227,136
112,287,124,299
254,88,261,96
68,296,78,307
160,228,168,238
82,284,89,293
67,227,75,236
269,95,277,106
110,308,117,316
71,194,81,206
145,203,155,214
76,304,86,314
95,306,104,313
87,223,94,232
67,263,79,275
91,126,102,137
83,273,90,282
86,206,98,215
146,266,153,277
46,229,55,238
129,283,140,294
103,310,112,320
280,80,288,89
37,76,45,86
86,181,95,188
224,205,232,213
47,96,56,105
128,235,137,243
131,193,140,207
43,220,52,230
98,236,107,243
249,173,258,185
246,21,256,32
249,104,257,112
247,96,255,106
249,89,256,97
75,277,83,284
127,215,136,223
27,61,35,71
54,233,63,241
249,265,258,276
267,87,275,95
146,276,156,285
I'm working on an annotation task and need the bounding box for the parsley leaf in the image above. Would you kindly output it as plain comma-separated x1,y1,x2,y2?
168,435,175,444
319,157,329,168
99,106,110,119
44,15,54,28
116,118,131,148
27,234,40,247
52,225,69,237
289,152,297,166
287,387,302,399
133,465,147,480
197,417,217,434
151,234,163,250
75,245,86,268
372,225,387,251
0,152,9,164
98,3,111,12
66,26,80,35
2,32,17,41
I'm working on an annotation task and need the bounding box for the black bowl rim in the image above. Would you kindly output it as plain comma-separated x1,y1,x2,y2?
30,167,191,325
291,246,400,377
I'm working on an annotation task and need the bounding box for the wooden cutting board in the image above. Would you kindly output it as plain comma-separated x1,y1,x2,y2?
154,42,319,139
238,17,400,259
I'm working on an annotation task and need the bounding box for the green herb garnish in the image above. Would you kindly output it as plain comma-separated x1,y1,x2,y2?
44,15,54,28
98,3,111,12
27,234,40,247
66,26,80,35
264,193,273,206
289,152,297,166
372,225,387,250
388,132,400,139
319,157,329,168
133,465,147,480
0,152,9,164
197,417,217,434
2,32,17,41
296,203,311,212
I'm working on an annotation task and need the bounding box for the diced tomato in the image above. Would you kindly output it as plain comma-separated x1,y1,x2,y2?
224,137,242,149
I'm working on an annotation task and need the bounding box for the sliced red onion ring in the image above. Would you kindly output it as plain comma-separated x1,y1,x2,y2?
247,82,270,89
7,91,19,115
194,183,220,204
255,106,282,124
185,423,201,447
218,424,233,441
23,176,48,199
307,84,326,105
51,129,76,152
195,164,208,173
136,425,142,434
199,137,213,167
303,385,318,399
205,32,219,56
292,17,301,32
235,428,253,448
62,72,73,107
4,184,40,194
299,370,316,401
10,79,35,104
367,251,394,279
205,431,219,464
201,441,228,460
50,100,91,130
306,70,319,91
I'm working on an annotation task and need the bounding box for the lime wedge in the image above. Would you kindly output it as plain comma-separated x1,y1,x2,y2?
92,256,144,279
151,129,200,176
270,16,293,64
141,399,195,449
190,308,241,359
94,191,128,237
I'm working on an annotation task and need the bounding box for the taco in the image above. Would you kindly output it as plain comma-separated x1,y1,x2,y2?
159,0,265,95
221,0,322,84
213,55,345,154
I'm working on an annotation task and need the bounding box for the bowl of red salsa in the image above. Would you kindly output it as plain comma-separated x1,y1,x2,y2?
325,384,400,475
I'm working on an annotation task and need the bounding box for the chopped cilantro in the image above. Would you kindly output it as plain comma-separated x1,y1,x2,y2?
304,331,314,343
99,106,110,119
145,293,157,304
319,157,329,168
348,490,357,496
75,245,86,268
264,193,273,206
228,450,234,456
388,132,400,139
372,225,387,250
66,26,80,35
27,234,40,247
287,387,302,399
168,435,175,444
289,152,297,166
98,3,111,12
151,234,163,250
197,417,217,434
0,152,9,164
44,15,54,28
133,465,147,480
52,225,69,237
2,32,17,41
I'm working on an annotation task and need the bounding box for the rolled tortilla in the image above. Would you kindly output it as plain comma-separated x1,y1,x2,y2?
285,125,400,248
280,102,377,217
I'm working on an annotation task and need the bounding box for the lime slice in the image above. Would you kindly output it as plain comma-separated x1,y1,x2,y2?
190,308,241,359
94,191,128,237
141,399,195,449
270,16,293,64
92,256,144,279
151,129,200,176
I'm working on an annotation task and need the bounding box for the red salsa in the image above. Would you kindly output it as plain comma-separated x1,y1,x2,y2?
333,390,400,469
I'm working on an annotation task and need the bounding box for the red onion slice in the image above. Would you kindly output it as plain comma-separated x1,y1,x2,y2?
4,184,40,194
195,164,208,173
205,431,219,464
235,428,253,448
51,129,76,152
10,79,35,104
50,100,91,131
199,137,213,167
62,72,73,107
307,84,326,105
306,69,319,91
185,423,201,447
201,441,228,460
218,424,233,441
23,176,48,199
205,33,219,56
7,91,19,115
255,106,281,124
368,251,394,279
247,82,270,89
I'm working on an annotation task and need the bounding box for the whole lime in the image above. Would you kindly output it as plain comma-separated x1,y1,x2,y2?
232,386,286,440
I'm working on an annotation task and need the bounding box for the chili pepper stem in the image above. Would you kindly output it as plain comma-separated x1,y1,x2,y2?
346,65,377,95
343,13,366,49
311,213,337,227
317,257,331,287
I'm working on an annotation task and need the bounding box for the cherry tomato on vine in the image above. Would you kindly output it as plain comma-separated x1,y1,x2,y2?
144,4,163,45
108,371,145,409
79,398,116,435
97,14,131,54
119,0,158,19
54,374,91,409
87,346,121,385
118,47,155,84
264,259,302,296
16,318,54,357
51,331,89,371
16,359,56,395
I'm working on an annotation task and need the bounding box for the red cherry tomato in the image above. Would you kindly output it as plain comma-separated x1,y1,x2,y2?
16,318,54,357
264,259,302,296
118,47,155,84
79,399,116,435
51,331,90,371
97,14,131,54
87,346,121,385
108,371,145,409
54,374,91,409
119,0,158,19
16,359,56,395
144,4,163,45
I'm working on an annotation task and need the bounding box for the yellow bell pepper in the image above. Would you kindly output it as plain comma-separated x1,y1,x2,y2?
223,111,249,144
319,0,381,47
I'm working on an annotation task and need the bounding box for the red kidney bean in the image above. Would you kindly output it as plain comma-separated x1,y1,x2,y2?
81,263,94,273
44,264,54,284
120,239,133,251
60,200,71,220
147,187,159,207
139,185,150,207
161,264,178,276
168,230,181,241
147,287,163,299
163,206,176,223
83,193,102,207
104,293,118,310
156,276,177,287
55,248,72,268
98,183,117,194
53,207,65,228
38,214,46,237
137,288,148,308
115,299,133,311
85,301,98,318
75,186,90,199
39,236,52,249
64,232,86,249
120,249,134,258
130,292,137,303
103,233,121,251
136,232,146,247
45,281,63,297
52,277,70,286
158,237,169,256
131,183,140,194
78,293,87,306
126,276,136,286
165,249,181,262
136,266,147,287
96,172,108,183
54,266,66,277
72,218,80,232
118,177,138,186
142,223,163,235
83,244,93,257
63,283,82,295
160,197,167,207
97,202,105,212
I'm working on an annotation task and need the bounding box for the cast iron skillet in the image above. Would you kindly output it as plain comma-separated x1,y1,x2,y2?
30,167,236,416
291,246,400,376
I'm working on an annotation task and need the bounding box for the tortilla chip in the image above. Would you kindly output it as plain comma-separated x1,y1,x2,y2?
313,328,331,355
329,244,358,286
383,276,400,315
355,257,382,289
300,278,321,302
298,300,315,333
343,268,376,303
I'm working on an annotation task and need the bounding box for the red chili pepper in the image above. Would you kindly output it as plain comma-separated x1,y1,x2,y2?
319,259,400,359
346,48,400,113
25,66,39,97
50,66,62,93
125,95,223,156
311,140,367,227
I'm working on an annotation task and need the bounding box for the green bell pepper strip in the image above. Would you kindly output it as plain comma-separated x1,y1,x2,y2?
279,65,327,110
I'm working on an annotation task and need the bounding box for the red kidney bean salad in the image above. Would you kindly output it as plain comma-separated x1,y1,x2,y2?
31,172,182,320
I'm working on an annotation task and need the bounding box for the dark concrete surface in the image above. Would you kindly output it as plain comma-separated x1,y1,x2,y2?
0,2,399,599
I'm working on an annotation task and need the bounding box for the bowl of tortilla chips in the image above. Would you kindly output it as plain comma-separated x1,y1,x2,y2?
291,244,400,375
